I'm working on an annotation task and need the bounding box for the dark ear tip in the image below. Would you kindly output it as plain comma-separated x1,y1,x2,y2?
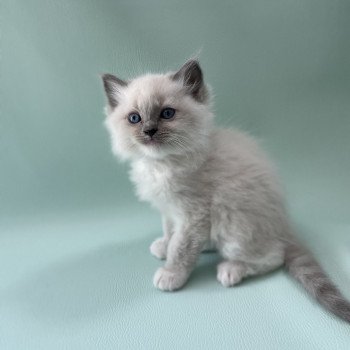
101,73,128,108
101,74,128,87
189,58,200,64
101,74,110,87
185,59,201,69
101,73,115,83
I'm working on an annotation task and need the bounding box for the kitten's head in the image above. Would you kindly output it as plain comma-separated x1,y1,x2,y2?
102,60,213,160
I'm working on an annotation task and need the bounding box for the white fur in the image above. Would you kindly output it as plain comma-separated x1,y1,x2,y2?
104,67,289,291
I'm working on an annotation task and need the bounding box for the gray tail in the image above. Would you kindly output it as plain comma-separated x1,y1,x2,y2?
284,240,350,323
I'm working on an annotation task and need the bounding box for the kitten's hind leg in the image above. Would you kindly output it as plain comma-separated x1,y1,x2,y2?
150,216,174,260
150,238,168,260
217,261,247,287
217,253,284,287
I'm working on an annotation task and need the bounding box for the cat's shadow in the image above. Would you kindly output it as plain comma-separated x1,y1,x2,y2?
6,236,156,324
7,236,231,325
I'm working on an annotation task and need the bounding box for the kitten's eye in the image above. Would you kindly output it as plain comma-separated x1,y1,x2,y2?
128,113,141,124
160,107,175,119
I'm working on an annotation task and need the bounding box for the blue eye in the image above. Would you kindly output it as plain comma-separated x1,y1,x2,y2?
128,113,141,124
160,107,175,119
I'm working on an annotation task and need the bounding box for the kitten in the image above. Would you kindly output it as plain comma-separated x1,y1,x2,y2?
101,59,350,323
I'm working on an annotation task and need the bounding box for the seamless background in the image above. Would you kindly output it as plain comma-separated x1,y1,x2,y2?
1,1,350,349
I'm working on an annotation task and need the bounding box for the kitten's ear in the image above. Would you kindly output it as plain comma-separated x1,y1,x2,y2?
172,60,208,102
101,73,127,108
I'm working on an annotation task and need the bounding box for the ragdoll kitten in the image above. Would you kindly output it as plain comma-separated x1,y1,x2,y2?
101,59,350,323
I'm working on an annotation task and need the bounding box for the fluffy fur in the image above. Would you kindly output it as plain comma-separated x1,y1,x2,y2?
102,60,350,323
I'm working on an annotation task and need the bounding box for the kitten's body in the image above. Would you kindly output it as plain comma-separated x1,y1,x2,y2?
132,128,286,275
102,60,350,323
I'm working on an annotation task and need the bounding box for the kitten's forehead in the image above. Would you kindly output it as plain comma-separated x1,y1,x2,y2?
124,74,181,111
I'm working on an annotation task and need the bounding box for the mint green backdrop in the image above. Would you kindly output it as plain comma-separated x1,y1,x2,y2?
1,1,350,349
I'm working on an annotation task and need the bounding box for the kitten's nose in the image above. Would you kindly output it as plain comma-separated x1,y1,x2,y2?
143,128,158,137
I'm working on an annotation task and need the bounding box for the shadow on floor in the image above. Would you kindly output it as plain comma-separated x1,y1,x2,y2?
4,236,228,325
5,237,156,324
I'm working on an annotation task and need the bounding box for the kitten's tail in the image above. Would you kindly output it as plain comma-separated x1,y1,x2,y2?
284,240,350,323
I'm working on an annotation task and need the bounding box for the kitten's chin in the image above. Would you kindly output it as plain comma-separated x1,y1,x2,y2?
138,143,171,159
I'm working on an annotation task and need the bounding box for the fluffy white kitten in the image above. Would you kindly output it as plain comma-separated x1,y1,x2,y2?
102,60,350,323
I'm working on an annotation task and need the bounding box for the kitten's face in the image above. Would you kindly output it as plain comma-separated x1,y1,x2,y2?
102,60,213,160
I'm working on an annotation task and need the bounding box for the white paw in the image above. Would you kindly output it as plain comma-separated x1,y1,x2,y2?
153,267,188,291
217,261,245,287
150,237,167,260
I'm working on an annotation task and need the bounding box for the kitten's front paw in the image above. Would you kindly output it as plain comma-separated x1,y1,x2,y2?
217,261,246,287
150,237,168,260
153,267,189,291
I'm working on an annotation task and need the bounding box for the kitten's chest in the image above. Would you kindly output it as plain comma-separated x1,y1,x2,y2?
130,161,178,210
